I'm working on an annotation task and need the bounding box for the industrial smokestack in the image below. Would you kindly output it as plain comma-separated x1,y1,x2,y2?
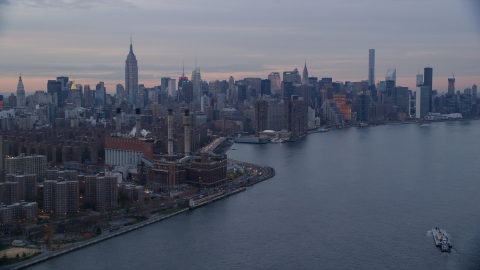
184,109,190,157
116,108,122,134
167,109,173,155
135,108,141,138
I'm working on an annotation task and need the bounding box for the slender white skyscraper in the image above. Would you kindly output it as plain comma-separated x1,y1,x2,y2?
415,73,424,119
125,38,138,101
368,49,375,86
16,74,26,108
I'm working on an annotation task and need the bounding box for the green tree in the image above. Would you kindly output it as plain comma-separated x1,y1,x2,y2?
95,227,101,235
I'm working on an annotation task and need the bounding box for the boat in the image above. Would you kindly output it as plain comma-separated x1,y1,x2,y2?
432,228,452,252
270,138,284,143
420,123,430,127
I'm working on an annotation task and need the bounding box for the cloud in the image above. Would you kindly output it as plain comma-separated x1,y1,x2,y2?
0,0,10,5
18,0,136,9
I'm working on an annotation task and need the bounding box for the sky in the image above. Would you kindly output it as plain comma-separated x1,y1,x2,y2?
0,0,479,94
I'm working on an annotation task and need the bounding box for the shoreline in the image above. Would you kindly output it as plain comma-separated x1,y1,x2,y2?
3,160,276,270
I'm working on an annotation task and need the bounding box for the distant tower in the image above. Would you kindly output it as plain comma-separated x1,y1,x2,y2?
192,66,202,110
368,49,375,87
68,80,81,107
423,67,433,112
385,68,396,99
268,72,281,94
302,62,309,85
447,76,455,95
415,72,424,119
472,84,477,104
125,37,138,103
16,74,26,108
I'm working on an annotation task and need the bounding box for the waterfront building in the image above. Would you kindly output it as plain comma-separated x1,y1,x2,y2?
125,39,138,100
472,84,477,103
85,175,118,212
396,87,410,114
254,100,268,136
321,100,344,126
356,92,370,122
285,97,307,139
186,153,228,188
368,49,375,87
417,86,430,118
66,180,79,215
424,67,433,112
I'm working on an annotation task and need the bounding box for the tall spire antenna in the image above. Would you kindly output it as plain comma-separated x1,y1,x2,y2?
195,55,197,69
182,59,185,77
130,34,132,45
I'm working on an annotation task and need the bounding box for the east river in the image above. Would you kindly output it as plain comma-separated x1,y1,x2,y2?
30,121,480,270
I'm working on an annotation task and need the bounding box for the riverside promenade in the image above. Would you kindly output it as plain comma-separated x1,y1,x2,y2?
2,209,189,270
2,159,275,270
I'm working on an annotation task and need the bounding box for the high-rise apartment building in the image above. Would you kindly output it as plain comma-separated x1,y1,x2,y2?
368,49,375,87
125,40,138,99
5,154,47,179
85,175,118,212
66,181,79,215
254,100,268,136
285,97,307,139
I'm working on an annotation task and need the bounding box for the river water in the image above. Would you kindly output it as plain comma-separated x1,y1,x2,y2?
30,121,480,270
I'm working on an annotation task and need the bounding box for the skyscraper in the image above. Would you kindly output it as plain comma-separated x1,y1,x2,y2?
268,72,281,94
415,73,424,119
368,49,375,87
68,81,81,107
447,77,455,95
302,62,309,85
423,67,433,112
125,39,138,101
472,84,477,104
16,75,26,108
192,67,202,109
283,69,301,83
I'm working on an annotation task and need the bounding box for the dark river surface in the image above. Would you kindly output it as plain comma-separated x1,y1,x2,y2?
30,120,480,270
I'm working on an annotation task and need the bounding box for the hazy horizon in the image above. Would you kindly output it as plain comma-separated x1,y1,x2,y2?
0,0,479,94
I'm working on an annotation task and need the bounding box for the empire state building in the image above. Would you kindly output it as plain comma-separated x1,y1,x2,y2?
125,40,138,100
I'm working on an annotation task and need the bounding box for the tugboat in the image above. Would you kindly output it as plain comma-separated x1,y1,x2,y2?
432,227,452,252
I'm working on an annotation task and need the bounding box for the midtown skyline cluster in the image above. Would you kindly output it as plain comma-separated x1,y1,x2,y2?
0,0,479,92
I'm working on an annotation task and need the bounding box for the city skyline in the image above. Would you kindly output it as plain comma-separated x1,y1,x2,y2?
0,0,479,93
